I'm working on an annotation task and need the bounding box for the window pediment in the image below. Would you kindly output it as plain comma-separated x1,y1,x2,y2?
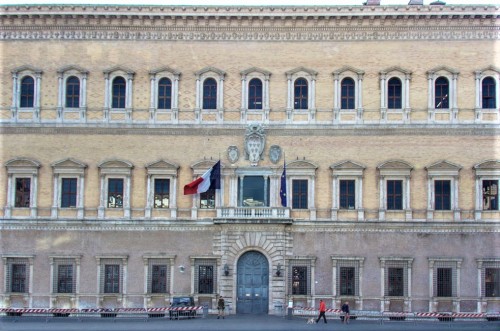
103,65,135,76
427,65,459,76
380,66,412,77
52,158,87,169
286,67,317,79
146,159,179,176
98,159,133,175
149,66,181,76
378,160,413,170
426,160,461,176
332,65,364,78
190,160,221,176
331,160,365,171
475,65,500,77
57,65,88,75
286,160,317,176
5,158,41,169
241,67,271,79
195,66,225,79
12,65,42,75
474,160,500,176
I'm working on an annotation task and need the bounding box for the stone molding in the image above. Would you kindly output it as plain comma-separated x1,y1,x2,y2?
1,5,499,42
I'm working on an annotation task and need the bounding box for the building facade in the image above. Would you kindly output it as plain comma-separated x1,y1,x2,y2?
0,2,499,314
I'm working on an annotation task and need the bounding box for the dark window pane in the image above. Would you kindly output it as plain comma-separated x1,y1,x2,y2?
11,264,26,293
437,267,452,297
292,180,308,209
57,264,74,293
112,77,126,109
240,176,269,207
151,265,167,293
203,78,217,109
61,178,77,208
339,180,355,209
65,76,80,108
434,77,449,109
154,178,170,208
340,267,355,296
20,76,34,108
200,188,215,209
485,268,499,297
15,178,31,208
482,77,496,109
248,78,263,110
482,180,498,210
108,178,123,208
388,267,404,296
294,78,308,110
388,77,402,109
158,78,172,109
198,265,214,294
341,78,355,110
292,266,308,295
387,180,403,210
104,264,120,293
435,180,451,210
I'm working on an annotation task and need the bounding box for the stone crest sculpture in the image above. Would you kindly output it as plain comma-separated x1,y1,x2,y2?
244,123,265,166
227,145,240,164
269,145,282,164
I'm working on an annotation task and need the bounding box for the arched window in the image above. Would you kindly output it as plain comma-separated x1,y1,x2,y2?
20,76,34,108
341,77,355,110
387,77,402,109
294,78,308,110
248,78,263,110
482,77,496,109
434,77,449,109
158,77,172,110
65,76,80,108
112,77,126,109
203,78,217,110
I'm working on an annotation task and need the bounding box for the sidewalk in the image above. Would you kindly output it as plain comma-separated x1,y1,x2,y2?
1,314,499,331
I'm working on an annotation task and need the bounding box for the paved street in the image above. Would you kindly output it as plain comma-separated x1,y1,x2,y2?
1,315,498,331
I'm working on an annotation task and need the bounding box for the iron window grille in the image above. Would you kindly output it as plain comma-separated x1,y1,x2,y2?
5,258,30,293
99,259,123,294
479,260,500,298
288,260,311,296
336,260,361,297
147,259,170,294
432,260,459,298
194,259,217,294
381,258,412,298
52,258,76,294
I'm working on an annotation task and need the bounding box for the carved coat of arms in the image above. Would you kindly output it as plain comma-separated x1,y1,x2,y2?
244,124,265,166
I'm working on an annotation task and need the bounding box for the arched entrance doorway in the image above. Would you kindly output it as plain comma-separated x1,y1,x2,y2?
236,251,269,314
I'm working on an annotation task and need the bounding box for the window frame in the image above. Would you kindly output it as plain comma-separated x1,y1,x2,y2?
103,67,135,118
195,67,226,116
98,159,133,219
340,77,355,110
145,160,179,219
96,256,128,296
477,258,500,298
286,67,317,113
427,66,459,122
3,256,34,295
429,258,462,299
282,160,318,219
287,257,315,297
5,158,40,218
191,258,218,295
51,158,87,219
473,161,500,219
377,161,413,221
474,67,500,122
292,179,308,209
331,161,365,221
188,160,223,218
143,255,175,295
332,256,364,299
426,161,461,220
49,256,81,296
379,257,413,298
11,66,43,121
333,66,364,124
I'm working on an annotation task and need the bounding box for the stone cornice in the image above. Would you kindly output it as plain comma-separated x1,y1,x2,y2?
1,5,498,42
0,125,499,137
0,219,498,234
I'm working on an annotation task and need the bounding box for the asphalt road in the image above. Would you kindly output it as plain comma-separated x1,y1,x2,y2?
1,315,499,331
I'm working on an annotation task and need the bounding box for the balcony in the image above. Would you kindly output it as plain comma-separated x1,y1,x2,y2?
215,207,292,224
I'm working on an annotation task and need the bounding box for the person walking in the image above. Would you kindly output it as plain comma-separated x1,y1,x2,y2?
217,295,225,319
341,301,350,324
316,299,327,324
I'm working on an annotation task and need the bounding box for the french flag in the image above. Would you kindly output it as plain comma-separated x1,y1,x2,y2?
184,160,221,195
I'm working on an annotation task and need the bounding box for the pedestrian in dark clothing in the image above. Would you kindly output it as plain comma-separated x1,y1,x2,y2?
316,299,327,324
217,295,225,319
341,301,350,324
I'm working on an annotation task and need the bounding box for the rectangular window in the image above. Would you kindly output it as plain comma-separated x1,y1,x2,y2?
200,188,215,209
11,264,27,293
61,178,77,208
104,264,120,294
15,178,31,208
292,179,308,209
483,180,498,211
240,176,270,207
485,268,499,297
339,180,356,209
198,265,214,294
154,179,170,208
291,266,308,295
107,178,123,208
435,180,451,210
387,267,404,296
437,267,453,297
387,180,403,210
57,264,74,294
151,264,168,294
339,267,356,296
